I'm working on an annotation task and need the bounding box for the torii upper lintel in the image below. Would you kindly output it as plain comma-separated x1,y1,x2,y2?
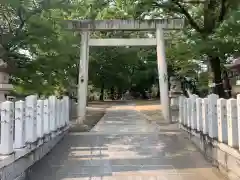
66,19,184,31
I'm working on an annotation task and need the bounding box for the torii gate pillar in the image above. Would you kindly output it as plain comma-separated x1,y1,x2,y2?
156,25,170,122
77,31,89,123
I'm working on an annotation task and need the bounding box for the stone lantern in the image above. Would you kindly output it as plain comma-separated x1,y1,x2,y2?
169,76,183,122
0,44,14,102
0,59,13,102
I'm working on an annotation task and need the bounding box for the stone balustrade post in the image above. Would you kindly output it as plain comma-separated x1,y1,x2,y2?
25,95,37,143
60,99,64,128
196,98,203,132
59,98,62,128
208,94,218,138
56,98,60,129
178,95,184,124
202,98,208,134
0,101,14,155
183,98,187,126
191,95,198,130
237,94,240,150
187,98,191,127
43,99,50,135
63,96,69,126
217,98,228,143
59,99,62,128
67,96,70,125
37,100,44,139
227,98,238,147
14,100,25,149
49,96,57,132
55,98,59,130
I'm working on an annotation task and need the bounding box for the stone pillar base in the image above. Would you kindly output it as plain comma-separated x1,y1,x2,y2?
77,116,86,124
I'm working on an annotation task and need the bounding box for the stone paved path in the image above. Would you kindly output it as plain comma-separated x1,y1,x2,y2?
28,105,226,180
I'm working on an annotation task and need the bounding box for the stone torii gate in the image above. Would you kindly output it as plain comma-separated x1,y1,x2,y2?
66,19,184,123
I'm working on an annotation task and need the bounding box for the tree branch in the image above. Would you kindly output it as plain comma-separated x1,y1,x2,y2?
16,6,26,34
180,0,204,4
173,1,204,33
152,1,203,33
15,0,67,36
32,0,39,9
218,0,228,22
2,12,13,33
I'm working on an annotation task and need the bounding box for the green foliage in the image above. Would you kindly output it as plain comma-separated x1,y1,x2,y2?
1,0,240,98
1,0,79,96
133,0,240,96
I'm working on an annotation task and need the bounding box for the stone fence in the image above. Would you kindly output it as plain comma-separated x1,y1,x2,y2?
178,94,240,180
0,95,70,180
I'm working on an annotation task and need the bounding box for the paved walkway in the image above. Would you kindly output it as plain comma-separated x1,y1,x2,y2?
28,105,226,180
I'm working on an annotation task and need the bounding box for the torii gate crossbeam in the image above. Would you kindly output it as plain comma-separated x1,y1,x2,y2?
66,19,184,123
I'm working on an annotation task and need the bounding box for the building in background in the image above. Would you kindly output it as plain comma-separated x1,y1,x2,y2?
224,58,240,97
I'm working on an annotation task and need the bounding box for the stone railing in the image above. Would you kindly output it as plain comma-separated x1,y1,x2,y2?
178,94,240,180
0,95,70,180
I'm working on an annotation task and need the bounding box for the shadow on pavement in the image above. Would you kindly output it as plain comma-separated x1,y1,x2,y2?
27,132,224,180
27,104,225,180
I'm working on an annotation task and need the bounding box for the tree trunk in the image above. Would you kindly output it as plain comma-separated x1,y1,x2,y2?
156,83,160,98
110,86,114,100
117,88,123,99
222,70,232,99
209,56,225,98
100,83,104,101
140,90,148,99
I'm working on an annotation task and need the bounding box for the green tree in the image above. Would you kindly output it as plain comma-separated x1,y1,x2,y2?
134,0,240,97
0,0,78,96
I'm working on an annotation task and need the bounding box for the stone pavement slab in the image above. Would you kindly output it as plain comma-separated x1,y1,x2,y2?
27,105,227,180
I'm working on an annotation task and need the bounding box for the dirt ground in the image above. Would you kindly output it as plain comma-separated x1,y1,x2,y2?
134,100,163,122
69,101,128,132
70,100,175,132
134,100,179,132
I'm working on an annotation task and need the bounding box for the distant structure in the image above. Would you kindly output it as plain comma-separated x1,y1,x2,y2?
0,59,13,102
225,58,240,97
0,45,13,102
